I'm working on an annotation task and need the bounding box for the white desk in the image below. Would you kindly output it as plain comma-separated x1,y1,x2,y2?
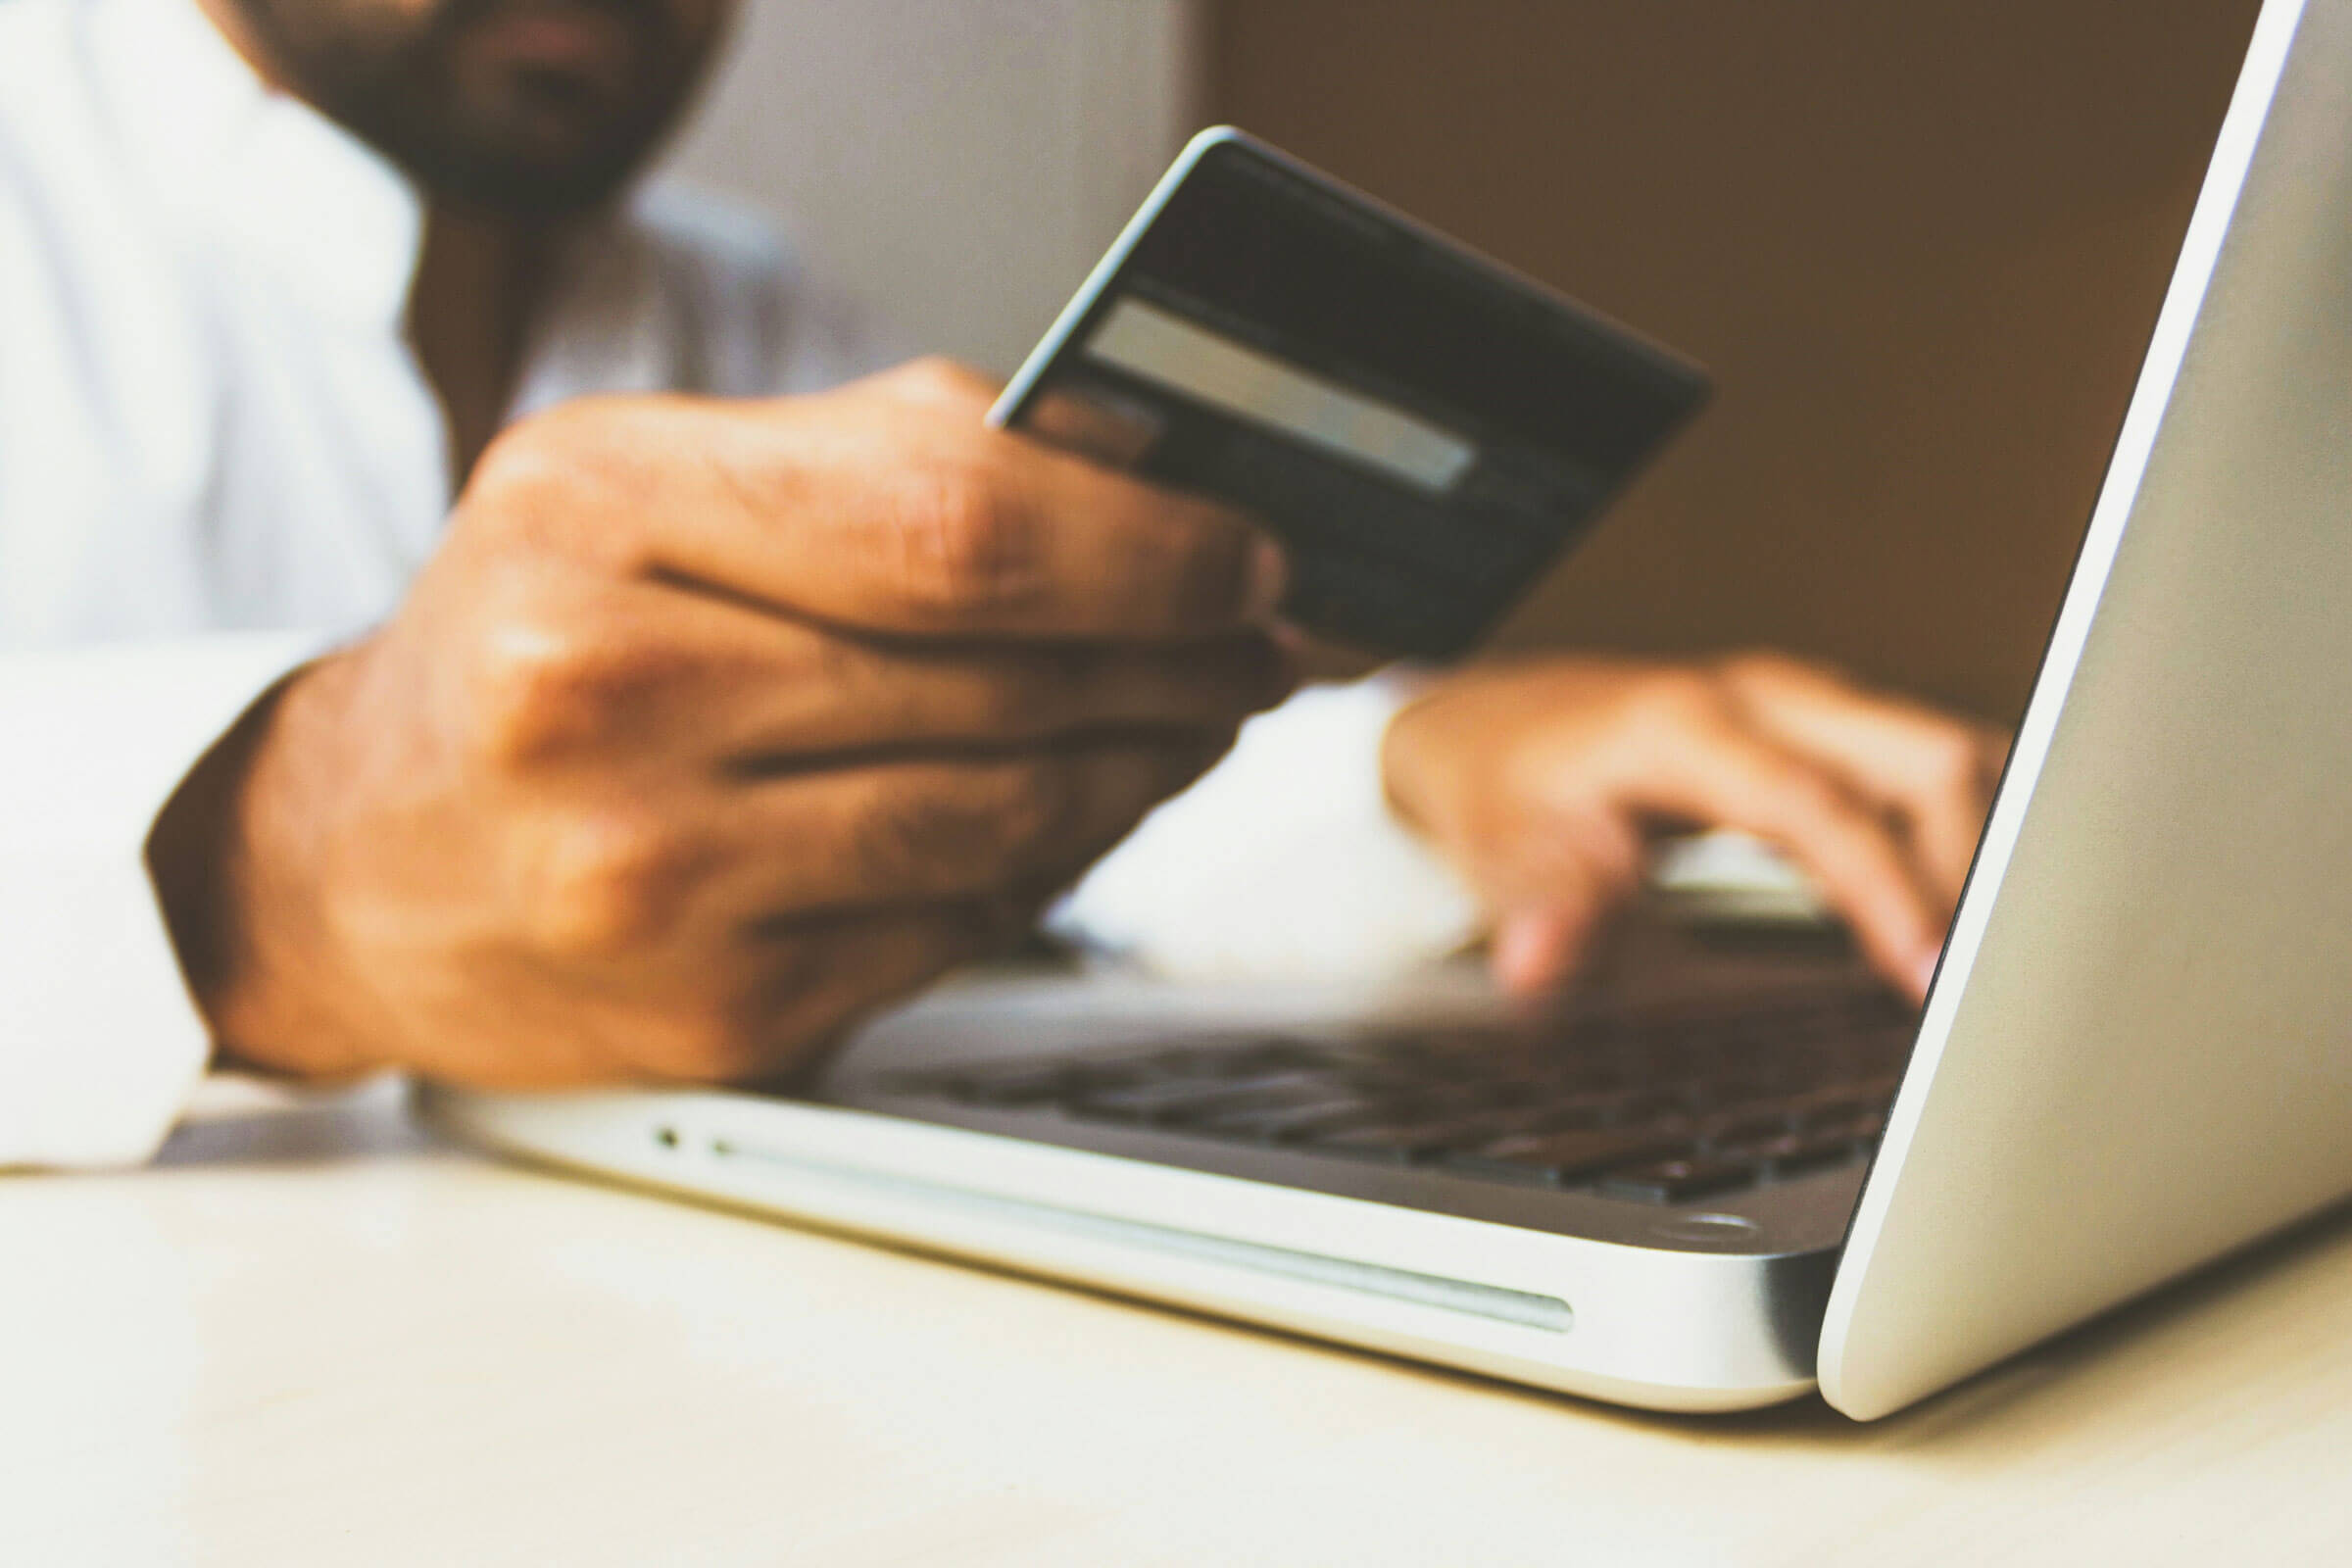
7,1075,2351,1565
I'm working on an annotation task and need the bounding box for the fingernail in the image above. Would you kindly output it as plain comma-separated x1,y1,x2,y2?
1242,536,1290,622
1494,912,1571,998
1493,921,1546,997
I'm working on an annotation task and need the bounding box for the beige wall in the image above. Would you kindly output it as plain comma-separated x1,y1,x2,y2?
1209,1,2260,720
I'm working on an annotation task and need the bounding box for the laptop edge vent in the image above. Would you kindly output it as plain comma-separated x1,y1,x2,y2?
706,1135,1575,1335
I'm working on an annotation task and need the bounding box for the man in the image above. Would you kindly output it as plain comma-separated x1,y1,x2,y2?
0,0,2001,1167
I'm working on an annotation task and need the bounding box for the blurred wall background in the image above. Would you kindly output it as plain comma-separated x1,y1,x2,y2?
1207,0,2261,720
664,1,2261,723
661,0,1201,373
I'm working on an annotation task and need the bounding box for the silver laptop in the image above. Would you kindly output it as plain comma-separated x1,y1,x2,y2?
425,0,2352,1421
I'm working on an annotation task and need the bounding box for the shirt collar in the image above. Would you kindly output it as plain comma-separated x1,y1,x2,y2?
88,0,427,333
86,0,686,416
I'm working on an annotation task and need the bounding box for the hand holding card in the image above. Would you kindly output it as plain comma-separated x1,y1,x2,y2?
992,127,1709,661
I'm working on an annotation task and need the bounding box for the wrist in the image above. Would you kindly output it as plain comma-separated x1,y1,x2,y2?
146,658,377,1079
1378,684,1455,846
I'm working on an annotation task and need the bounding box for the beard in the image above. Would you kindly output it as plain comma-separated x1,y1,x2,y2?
226,0,725,220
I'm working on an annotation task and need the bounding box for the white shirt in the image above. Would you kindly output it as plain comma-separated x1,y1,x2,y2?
0,0,1479,1168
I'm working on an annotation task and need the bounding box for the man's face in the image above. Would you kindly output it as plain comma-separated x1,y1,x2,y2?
223,0,733,218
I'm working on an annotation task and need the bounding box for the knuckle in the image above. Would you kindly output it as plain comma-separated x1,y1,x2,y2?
1918,728,1984,794
987,758,1086,857
466,623,595,769
1720,649,1838,690
1145,505,1252,629
1716,648,1799,687
527,810,699,959
1635,668,1728,734
893,356,996,403
462,421,566,517
1759,764,1845,834
465,608,648,769
462,408,602,527
888,462,1047,619
458,399,663,566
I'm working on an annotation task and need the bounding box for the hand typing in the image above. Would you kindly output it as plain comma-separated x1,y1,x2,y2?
1382,654,2007,1000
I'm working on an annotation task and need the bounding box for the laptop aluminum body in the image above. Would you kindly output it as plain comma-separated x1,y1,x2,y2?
426,0,2352,1419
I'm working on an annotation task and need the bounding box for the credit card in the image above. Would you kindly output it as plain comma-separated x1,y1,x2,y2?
990,126,1709,660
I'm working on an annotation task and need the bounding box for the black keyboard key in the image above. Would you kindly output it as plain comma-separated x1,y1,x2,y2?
1064,1080,1276,1125
1197,1039,1342,1075
875,979,1918,1199
1692,1110,1798,1150
941,1066,1085,1105
1788,1091,1898,1130
1437,1126,1696,1185
1184,1098,1388,1144
1599,1157,1758,1202
1445,1077,1558,1110
1529,1057,1641,1095
1563,1089,1686,1126
1806,1108,1889,1144
1451,1086,1675,1135
1301,1112,1524,1164
1676,1073,1791,1109
1300,1125,1445,1164
1714,1130,1865,1176
1156,1068,1343,1103
1505,1096,1627,1134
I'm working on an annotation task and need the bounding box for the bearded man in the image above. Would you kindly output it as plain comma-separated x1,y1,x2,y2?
0,0,1999,1167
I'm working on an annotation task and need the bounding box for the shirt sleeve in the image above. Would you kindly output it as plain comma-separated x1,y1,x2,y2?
1048,673,1487,981
0,633,320,1169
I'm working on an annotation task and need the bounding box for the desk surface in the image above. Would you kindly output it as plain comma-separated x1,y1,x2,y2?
7,1076,2351,1566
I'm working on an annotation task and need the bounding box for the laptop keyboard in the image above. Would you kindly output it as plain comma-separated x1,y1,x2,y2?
871,986,1915,1204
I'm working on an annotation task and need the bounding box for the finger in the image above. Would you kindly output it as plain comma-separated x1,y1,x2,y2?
1717,656,1991,904
859,357,1005,411
493,575,1290,765
1447,804,1642,998
710,627,1290,768
625,899,1029,1085
687,599,1286,762
1717,656,1996,907
1602,707,1947,998
612,385,1288,641
1492,893,1611,999
703,739,1228,917
1466,800,1647,917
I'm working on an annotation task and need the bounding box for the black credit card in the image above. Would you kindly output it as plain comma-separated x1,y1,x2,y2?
989,127,1709,661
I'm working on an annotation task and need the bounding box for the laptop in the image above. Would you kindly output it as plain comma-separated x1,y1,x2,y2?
425,0,2352,1421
